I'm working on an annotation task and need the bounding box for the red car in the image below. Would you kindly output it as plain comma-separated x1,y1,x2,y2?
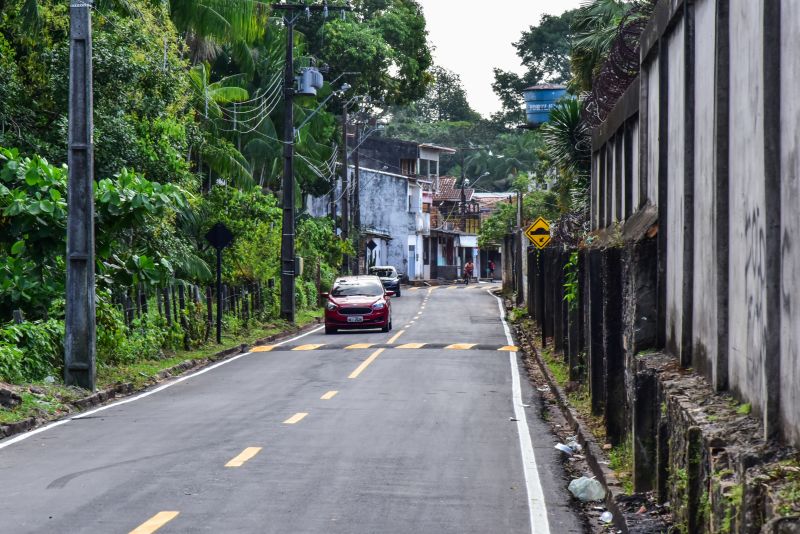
322,275,394,335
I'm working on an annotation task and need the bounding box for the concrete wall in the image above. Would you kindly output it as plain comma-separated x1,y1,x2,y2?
645,58,660,204
691,0,718,381
780,0,800,446
727,0,767,420
587,0,800,446
664,21,685,360
357,167,414,271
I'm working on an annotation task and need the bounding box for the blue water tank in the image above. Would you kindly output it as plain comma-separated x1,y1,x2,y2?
523,84,567,125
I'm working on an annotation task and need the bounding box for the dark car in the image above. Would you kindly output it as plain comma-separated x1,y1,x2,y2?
322,276,393,335
368,265,402,297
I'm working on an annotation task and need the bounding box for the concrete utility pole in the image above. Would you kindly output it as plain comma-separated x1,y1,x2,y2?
340,105,350,274
273,2,350,322
278,8,296,322
460,151,467,234
352,123,362,274
65,0,96,390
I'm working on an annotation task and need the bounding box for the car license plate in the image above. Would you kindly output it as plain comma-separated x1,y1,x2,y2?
347,316,364,323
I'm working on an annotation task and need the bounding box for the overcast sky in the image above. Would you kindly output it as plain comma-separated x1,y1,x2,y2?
417,0,583,117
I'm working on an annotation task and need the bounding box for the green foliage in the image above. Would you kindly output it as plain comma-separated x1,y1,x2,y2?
609,435,634,495
411,66,481,123
478,188,559,248
0,319,63,383
568,0,640,93
563,251,580,311
303,0,433,106
0,147,196,317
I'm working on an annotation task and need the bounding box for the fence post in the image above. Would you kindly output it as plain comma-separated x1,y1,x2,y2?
163,287,172,327
178,284,189,350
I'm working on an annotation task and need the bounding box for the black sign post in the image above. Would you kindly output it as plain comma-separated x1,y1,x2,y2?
205,223,234,344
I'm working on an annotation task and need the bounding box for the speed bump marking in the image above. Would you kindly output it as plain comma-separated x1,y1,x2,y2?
251,343,521,352
345,343,375,349
292,344,325,351
445,343,477,350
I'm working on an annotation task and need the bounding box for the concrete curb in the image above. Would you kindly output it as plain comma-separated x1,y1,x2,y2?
0,319,323,441
511,317,632,533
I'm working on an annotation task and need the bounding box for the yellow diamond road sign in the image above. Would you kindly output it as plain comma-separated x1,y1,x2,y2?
525,217,551,249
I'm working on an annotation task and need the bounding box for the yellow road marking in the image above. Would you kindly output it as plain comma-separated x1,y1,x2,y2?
346,343,375,349
225,447,262,467
321,390,338,400
387,329,406,344
252,345,276,352
292,344,325,351
397,343,426,349
447,286,457,290
129,511,180,534
498,345,519,352
283,412,308,424
445,343,477,350
348,348,384,379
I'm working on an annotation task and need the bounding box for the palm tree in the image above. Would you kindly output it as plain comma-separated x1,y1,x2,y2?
568,0,631,93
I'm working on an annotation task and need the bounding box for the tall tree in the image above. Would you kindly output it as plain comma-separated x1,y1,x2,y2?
298,0,433,105
406,66,480,123
492,9,576,115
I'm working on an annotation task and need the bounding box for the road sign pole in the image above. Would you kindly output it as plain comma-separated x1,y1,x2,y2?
216,247,223,344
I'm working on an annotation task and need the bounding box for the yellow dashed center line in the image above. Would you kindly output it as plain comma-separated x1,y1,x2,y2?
445,343,477,350
387,329,406,344
283,412,308,424
225,447,262,467
345,343,375,349
292,344,325,351
129,511,180,534
321,390,338,400
348,348,385,379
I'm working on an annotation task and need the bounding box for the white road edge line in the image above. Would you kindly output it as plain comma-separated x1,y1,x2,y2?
490,289,551,534
0,325,326,451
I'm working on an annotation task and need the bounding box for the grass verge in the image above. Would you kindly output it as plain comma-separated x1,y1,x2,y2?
1,309,322,426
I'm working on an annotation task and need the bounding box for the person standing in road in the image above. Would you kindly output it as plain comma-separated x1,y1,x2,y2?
464,260,474,285
488,260,496,282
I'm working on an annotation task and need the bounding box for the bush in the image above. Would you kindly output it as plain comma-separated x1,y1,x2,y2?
0,319,64,383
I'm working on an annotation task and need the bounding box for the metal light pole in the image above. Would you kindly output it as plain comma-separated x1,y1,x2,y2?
65,0,96,390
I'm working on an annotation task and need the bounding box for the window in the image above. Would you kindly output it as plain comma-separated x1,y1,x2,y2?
400,159,416,176
331,279,385,297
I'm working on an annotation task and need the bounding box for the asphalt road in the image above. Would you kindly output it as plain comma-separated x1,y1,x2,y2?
0,283,583,534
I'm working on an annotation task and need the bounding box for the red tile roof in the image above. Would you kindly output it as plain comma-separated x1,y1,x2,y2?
434,177,474,202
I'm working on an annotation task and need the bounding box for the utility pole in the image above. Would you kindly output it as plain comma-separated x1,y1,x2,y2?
352,123,362,274
273,2,349,321
65,0,96,390
340,104,350,274
279,9,296,322
460,150,467,234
